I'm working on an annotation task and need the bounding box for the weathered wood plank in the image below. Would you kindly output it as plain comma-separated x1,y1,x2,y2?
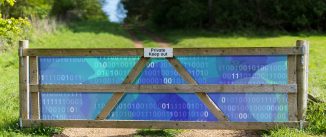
195,92,229,121
288,55,298,121
167,58,197,84
29,56,40,119
96,92,124,120
33,84,297,93
96,57,150,120
288,94,297,121
122,57,150,84
288,55,297,84
168,58,228,121
19,40,29,121
22,120,303,129
23,47,304,56
296,40,309,121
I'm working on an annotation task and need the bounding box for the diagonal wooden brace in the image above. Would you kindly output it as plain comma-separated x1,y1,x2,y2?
96,57,150,120
167,57,229,121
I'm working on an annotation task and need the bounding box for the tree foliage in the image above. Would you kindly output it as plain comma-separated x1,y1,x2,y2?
0,0,15,6
0,0,31,49
1,0,52,19
124,0,326,31
51,0,105,20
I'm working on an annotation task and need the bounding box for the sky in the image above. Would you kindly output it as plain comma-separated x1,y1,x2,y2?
101,0,127,23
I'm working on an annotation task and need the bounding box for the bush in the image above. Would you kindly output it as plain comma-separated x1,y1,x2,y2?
51,0,105,20
0,0,53,19
0,16,31,52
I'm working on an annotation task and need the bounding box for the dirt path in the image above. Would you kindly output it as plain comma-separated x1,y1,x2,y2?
140,28,170,47
57,128,136,137
57,27,262,137
58,129,261,137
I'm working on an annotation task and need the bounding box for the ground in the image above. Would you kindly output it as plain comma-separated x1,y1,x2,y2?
0,20,325,136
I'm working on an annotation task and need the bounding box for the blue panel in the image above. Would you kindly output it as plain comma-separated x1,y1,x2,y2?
39,56,288,122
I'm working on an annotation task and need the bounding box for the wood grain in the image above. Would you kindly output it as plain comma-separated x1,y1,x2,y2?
296,40,309,121
168,57,228,121
23,47,304,56
96,57,150,120
287,55,298,121
22,120,303,129
33,84,297,93
19,40,29,120
29,56,40,119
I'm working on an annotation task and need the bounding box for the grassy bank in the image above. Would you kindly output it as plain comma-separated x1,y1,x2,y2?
30,21,134,48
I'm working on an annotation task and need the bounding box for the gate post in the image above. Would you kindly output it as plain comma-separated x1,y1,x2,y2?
296,40,309,129
19,40,29,128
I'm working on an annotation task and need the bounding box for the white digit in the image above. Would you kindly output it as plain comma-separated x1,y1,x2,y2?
147,62,155,68
221,97,226,103
163,78,172,84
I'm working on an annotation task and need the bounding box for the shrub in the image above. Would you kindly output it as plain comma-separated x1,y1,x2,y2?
306,101,326,134
51,0,105,20
0,0,31,51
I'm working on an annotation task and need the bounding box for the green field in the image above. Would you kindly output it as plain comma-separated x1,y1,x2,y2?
0,21,325,136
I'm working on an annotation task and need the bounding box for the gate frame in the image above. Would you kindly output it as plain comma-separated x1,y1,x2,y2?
18,40,309,129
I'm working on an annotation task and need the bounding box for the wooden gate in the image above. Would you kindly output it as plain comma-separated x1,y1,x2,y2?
18,40,309,129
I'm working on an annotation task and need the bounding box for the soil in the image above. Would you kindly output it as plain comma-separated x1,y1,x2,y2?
55,128,261,137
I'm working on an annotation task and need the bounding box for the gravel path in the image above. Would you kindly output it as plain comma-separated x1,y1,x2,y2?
56,128,261,137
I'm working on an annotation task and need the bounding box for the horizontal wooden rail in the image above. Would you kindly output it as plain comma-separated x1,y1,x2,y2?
30,84,297,93
22,120,305,129
22,47,304,56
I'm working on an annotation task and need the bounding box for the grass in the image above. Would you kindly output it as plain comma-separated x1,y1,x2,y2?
1,20,325,136
124,28,326,136
0,48,64,136
263,128,312,137
135,129,183,137
159,30,326,101
155,29,326,137
0,20,135,136
30,20,134,48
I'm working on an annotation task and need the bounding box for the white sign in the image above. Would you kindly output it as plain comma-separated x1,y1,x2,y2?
144,48,173,58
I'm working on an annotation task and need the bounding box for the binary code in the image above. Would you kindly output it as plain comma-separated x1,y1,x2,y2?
39,56,288,122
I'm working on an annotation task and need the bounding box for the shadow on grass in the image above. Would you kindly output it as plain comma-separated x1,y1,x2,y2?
67,20,130,37
161,29,326,45
135,129,183,137
127,23,326,46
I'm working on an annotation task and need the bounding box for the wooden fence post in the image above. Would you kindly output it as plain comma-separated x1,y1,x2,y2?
296,40,309,128
19,40,29,128
30,56,40,119
287,55,297,121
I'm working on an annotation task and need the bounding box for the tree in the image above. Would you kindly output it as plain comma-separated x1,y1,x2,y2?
0,0,31,49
